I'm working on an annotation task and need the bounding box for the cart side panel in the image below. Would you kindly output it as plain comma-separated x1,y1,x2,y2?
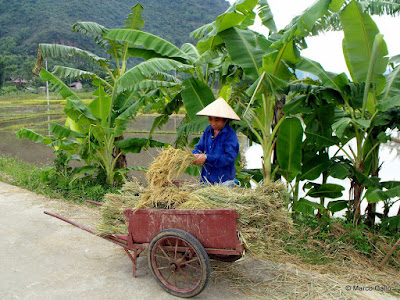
125,209,242,250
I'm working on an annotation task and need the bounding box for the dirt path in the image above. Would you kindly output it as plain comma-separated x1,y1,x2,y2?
1,181,398,300
0,181,242,300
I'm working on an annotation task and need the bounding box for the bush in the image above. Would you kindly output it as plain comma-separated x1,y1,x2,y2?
1,85,18,94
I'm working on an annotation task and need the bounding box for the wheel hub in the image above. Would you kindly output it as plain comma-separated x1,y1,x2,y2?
169,262,178,271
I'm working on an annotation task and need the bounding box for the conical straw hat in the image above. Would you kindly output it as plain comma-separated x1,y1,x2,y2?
196,97,241,121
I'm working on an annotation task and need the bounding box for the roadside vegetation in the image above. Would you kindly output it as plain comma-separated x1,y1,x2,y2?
0,153,119,203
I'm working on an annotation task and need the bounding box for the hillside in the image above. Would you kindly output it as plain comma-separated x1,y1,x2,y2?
0,0,229,77
0,0,229,55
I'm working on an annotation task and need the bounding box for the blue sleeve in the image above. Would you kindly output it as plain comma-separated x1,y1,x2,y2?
206,132,239,168
192,132,205,154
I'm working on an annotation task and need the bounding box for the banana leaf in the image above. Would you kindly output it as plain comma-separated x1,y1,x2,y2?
276,117,303,182
105,29,188,60
115,137,168,153
181,78,214,120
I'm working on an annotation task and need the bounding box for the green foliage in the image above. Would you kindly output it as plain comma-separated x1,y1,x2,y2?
276,117,303,182
39,151,119,202
285,216,400,268
0,155,43,190
18,5,185,185
0,154,119,203
339,223,375,255
286,1,400,226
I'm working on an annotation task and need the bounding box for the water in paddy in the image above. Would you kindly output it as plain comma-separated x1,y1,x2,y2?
0,111,183,183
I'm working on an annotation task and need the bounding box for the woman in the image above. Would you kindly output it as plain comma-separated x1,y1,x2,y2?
192,97,241,187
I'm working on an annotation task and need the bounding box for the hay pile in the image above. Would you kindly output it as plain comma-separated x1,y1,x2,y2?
96,178,145,235
97,147,292,255
146,147,196,188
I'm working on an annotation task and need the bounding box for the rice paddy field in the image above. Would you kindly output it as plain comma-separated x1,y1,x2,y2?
0,93,184,171
0,93,182,135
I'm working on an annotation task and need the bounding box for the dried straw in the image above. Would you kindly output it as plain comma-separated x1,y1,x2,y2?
146,147,196,188
98,179,292,256
97,147,293,253
96,178,145,235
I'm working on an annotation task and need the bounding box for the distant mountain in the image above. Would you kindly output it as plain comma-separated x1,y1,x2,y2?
0,0,230,56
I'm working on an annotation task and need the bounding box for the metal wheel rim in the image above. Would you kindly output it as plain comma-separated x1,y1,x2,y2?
150,236,204,294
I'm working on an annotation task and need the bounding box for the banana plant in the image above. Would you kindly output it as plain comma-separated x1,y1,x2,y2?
294,0,400,224
281,81,349,216
201,0,343,185
17,4,196,185
137,0,262,150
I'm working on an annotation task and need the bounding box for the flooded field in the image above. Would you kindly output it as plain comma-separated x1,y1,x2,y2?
0,96,185,183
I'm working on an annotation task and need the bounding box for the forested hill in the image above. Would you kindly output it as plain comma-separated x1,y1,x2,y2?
0,0,229,57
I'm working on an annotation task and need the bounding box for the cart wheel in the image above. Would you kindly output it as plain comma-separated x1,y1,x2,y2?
208,254,242,262
148,228,210,298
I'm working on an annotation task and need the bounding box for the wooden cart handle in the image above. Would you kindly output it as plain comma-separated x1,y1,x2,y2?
378,238,400,269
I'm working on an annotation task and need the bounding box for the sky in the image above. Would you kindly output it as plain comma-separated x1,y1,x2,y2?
226,0,400,75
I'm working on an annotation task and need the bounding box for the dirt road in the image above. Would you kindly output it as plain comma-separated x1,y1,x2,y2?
0,181,241,300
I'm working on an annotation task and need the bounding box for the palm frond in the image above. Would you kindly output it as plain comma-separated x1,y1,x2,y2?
72,21,108,48
105,29,189,60
53,66,112,89
53,66,98,80
123,3,145,30
360,0,400,16
181,43,200,63
194,49,221,66
39,68,80,100
305,1,400,35
258,0,277,33
117,58,193,91
190,23,215,40
138,80,180,92
33,44,108,74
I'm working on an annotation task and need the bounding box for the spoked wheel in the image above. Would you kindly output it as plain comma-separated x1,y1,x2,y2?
148,228,210,298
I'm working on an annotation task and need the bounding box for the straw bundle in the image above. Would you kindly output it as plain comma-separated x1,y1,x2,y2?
146,147,196,188
96,178,145,235
176,183,292,252
97,147,292,255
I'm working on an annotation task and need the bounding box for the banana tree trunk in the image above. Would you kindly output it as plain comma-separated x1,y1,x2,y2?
365,202,376,227
350,180,364,224
272,94,286,181
365,167,379,227
112,135,127,169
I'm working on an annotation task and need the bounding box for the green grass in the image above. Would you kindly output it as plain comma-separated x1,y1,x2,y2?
0,155,44,190
0,154,120,203
283,216,400,268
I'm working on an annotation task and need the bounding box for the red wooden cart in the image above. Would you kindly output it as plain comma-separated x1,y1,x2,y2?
44,204,244,298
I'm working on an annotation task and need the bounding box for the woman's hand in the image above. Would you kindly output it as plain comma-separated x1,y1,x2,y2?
192,154,207,165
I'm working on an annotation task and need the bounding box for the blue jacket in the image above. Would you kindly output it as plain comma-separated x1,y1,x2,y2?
192,123,239,184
